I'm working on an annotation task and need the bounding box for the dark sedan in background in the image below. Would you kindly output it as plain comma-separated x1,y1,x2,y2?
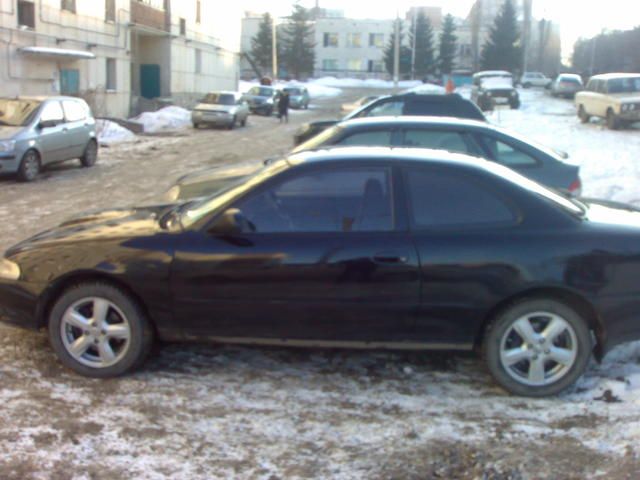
3,147,640,397
293,116,582,195
243,85,281,116
293,93,486,145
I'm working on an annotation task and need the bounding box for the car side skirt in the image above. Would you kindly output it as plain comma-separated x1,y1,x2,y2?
180,335,474,351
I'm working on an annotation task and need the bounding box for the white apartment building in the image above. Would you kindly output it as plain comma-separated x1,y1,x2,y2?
0,0,241,117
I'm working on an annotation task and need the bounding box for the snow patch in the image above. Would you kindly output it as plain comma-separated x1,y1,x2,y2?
96,119,136,145
130,106,192,133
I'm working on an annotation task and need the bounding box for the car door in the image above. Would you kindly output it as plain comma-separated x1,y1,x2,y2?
170,163,421,343
61,99,89,158
403,164,522,348
36,100,69,164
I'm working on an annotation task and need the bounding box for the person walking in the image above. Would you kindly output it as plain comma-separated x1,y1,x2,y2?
278,91,290,124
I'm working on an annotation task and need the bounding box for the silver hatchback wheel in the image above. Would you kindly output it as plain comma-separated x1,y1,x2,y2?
60,297,131,369
499,311,578,387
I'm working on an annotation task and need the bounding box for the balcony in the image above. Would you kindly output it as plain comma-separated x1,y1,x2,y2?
131,0,167,32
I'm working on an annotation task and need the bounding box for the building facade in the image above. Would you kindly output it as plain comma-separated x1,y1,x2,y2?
0,0,241,117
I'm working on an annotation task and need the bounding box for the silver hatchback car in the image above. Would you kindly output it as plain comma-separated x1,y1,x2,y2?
0,96,97,182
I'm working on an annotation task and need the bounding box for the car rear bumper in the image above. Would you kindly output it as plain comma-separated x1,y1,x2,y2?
192,111,234,126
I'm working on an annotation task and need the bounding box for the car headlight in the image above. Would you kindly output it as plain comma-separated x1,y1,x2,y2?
165,185,180,202
266,98,274,105
0,258,20,280
0,140,16,153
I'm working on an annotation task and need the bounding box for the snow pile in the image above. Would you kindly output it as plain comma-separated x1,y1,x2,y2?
310,76,423,89
95,119,136,145
239,80,342,99
402,83,446,95
130,106,192,133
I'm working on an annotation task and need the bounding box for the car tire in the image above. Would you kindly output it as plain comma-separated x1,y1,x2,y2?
18,149,40,182
483,297,592,397
228,115,237,130
578,105,590,124
266,107,273,117
48,282,154,378
510,99,520,110
606,109,620,130
80,139,98,168
193,122,200,129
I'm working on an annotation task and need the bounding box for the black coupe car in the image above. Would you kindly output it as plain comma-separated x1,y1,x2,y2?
2,147,640,397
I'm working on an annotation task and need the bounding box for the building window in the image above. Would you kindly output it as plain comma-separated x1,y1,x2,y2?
105,0,115,22
323,33,338,48
179,17,186,36
369,33,384,48
61,0,76,13
196,0,201,24
322,59,338,71
460,44,472,57
106,58,116,90
347,59,363,71
368,60,384,72
17,1,35,29
346,33,361,48
136,0,164,9
195,49,202,74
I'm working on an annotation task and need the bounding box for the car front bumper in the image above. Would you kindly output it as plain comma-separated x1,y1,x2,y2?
0,153,20,174
618,110,640,121
0,279,42,330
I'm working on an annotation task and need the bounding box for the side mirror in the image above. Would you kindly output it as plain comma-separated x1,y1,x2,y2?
38,119,59,129
208,208,251,235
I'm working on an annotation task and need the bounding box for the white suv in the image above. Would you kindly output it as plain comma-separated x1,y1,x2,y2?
575,73,640,129
520,72,551,88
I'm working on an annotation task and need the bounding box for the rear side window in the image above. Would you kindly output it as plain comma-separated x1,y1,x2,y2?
404,100,485,121
40,101,64,122
402,130,475,155
405,168,516,229
479,136,538,167
338,130,394,147
62,100,87,122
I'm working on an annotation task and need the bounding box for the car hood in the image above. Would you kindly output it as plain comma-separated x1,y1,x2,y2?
6,206,170,256
0,126,24,140
194,103,236,113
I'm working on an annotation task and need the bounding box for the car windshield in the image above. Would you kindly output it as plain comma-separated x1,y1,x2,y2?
291,125,343,153
0,98,42,126
181,159,291,228
607,77,640,94
201,93,235,105
255,87,275,97
481,76,513,88
284,88,302,95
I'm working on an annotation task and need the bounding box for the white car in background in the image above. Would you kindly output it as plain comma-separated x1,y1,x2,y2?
575,73,640,129
520,72,552,88
550,74,584,98
191,91,249,129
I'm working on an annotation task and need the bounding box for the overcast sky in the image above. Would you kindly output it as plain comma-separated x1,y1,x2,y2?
240,0,639,60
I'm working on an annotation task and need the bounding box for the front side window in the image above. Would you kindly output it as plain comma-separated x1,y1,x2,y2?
480,136,538,167
338,130,394,147
235,167,394,233
40,101,65,123
62,100,87,122
403,130,474,155
405,168,516,229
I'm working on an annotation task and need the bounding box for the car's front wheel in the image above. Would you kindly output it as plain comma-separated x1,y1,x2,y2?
80,140,98,167
607,109,620,130
48,282,154,377
18,149,40,182
483,298,592,397
578,105,590,123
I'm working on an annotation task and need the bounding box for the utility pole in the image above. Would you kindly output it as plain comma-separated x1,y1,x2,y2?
272,17,278,79
394,13,400,88
523,0,532,72
410,9,417,80
471,0,482,71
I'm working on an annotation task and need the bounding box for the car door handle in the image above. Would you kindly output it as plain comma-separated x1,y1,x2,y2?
373,254,408,264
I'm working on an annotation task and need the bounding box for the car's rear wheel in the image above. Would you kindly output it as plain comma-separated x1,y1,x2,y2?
607,109,620,130
48,282,154,377
578,105,590,123
80,140,98,167
18,149,40,182
483,298,592,397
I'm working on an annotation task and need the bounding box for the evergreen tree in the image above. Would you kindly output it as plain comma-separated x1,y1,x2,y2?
412,11,435,77
383,19,412,76
480,0,521,72
250,13,275,75
280,4,315,79
438,14,458,75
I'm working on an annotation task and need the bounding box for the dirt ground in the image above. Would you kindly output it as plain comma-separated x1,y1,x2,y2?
1,88,640,479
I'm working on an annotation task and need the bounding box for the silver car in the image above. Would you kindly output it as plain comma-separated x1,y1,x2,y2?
550,74,584,99
0,96,98,182
191,91,250,129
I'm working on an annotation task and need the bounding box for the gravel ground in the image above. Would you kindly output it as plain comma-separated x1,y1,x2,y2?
1,88,640,479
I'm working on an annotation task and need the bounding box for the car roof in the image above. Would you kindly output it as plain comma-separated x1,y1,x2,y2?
590,73,640,81
287,146,494,170
474,70,512,77
558,73,581,78
336,115,488,130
